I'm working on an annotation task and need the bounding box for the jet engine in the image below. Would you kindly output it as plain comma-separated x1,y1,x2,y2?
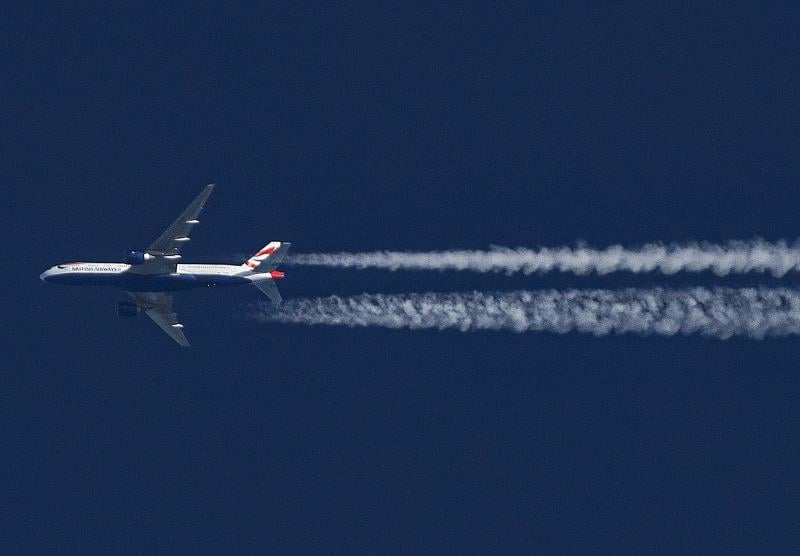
124,250,155,265
116,301,140,317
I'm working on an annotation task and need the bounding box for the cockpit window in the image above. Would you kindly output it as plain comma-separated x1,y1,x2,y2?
57,265,67,269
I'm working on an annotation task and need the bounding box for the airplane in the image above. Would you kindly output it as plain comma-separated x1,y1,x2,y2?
39,184,290,346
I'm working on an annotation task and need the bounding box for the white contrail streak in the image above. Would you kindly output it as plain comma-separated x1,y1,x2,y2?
288,240,800,277
244,288,800,339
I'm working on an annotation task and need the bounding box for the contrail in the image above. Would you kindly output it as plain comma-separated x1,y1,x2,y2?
288,239,800,277
244,288,800,339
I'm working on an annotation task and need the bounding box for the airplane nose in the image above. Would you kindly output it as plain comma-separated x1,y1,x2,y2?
40,270,51,282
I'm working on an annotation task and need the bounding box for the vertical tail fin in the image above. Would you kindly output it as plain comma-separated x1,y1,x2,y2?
240,242,291,273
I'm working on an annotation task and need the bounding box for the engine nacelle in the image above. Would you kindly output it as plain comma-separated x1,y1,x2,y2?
124,250,155,265
116,301,139,317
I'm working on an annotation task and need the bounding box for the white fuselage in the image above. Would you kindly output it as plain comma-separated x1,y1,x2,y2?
39,262,277,292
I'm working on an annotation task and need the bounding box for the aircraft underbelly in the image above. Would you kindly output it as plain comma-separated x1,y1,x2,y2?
126,273,250,291
50,272,249,291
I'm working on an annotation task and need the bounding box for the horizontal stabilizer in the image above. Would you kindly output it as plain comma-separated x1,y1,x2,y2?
252,279,282,304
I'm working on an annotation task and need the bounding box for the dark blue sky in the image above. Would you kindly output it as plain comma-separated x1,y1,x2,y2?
6,3,800,551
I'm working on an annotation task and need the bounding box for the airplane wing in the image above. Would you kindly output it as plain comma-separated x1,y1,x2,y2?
128,291,190,347
129,184,215,274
